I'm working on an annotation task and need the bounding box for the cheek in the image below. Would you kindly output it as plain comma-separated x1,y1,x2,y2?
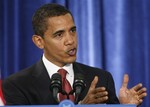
46,44,63,57
74,36,78,45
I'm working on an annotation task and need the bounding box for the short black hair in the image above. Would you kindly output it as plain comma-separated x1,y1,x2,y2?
32,3,73,37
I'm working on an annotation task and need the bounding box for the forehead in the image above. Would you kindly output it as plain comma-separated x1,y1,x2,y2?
47,13,75,29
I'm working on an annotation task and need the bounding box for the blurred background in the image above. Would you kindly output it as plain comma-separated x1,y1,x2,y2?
0,0,150,106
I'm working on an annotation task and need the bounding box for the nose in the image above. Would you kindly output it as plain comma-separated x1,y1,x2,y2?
64,33,75,45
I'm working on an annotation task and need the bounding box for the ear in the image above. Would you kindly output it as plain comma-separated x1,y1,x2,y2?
32,35,44,49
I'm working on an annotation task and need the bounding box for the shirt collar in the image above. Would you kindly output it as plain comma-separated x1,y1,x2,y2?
42,54,74,78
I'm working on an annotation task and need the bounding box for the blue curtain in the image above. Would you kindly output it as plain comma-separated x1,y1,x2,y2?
0,0,149,106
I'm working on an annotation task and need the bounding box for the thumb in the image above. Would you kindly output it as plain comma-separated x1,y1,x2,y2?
121,74,129,88
88,76,98,91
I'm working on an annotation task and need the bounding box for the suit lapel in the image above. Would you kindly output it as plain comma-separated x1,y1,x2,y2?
73,62,89,101
31,60,57,104
73,62,86,74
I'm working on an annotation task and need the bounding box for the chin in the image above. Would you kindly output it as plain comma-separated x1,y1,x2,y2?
67,57,76,63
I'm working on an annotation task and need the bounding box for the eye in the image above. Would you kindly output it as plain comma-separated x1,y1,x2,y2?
55,33,63,37
70,27,76,33
53,31,64,39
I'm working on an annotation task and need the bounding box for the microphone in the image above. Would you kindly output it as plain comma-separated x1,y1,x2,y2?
73,73,86,104
49,73,62,103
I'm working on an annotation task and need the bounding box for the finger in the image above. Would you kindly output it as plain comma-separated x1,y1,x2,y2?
95,96,108,104
139,92,147,99
88,76,98,92
138,99,143,105
95,91,108,98
131,83,143,91
121,74,129,88
95,87,106,93
136,99,143,106
138,87,147,95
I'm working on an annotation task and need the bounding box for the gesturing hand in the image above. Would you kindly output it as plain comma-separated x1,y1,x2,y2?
80,76,108,104
119,74,147,106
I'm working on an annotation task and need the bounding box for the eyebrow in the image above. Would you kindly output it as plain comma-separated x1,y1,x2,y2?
52,26,76,36
53,30,64,36
71,26,76,30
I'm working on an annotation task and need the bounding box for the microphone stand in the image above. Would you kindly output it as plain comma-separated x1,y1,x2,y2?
52,88,59,103
61,90,75,102
61,90,69,99
71,89,79,104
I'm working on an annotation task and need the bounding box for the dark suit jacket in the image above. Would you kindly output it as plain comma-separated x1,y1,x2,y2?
2,60,119,105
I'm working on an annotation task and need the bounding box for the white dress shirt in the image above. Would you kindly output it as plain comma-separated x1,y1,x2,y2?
42,55,74,87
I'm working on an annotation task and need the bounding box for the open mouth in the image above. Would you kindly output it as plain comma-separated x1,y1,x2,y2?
67,48,76,56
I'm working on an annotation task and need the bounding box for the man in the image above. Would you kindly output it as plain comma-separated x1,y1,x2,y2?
2,3,147,105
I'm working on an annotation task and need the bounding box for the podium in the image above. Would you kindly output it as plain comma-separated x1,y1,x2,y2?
1,100,136,107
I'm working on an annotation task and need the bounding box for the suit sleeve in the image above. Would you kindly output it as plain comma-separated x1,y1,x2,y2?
2,79,29,105
106,72,120,104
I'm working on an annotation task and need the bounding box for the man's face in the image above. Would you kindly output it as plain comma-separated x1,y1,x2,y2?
38,13,77,67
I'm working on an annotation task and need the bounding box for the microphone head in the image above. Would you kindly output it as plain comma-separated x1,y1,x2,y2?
49,73,62,92
73,73,86,92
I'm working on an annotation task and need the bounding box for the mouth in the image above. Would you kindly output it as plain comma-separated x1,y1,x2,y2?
67,48,77,56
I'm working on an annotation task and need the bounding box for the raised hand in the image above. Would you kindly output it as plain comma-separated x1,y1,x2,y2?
80,76,108,104
119,74,147,106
